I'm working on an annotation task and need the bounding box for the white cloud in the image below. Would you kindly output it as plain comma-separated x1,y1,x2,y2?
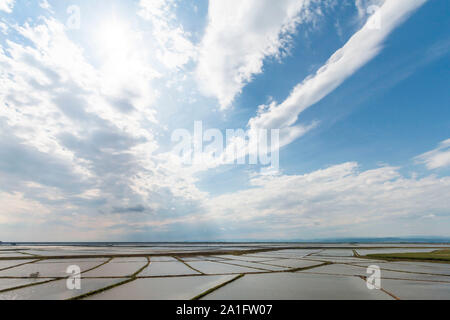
248,0,427,147
0,21,7,34
416,139,450,170
138,0,196,69
192,0,426,164
39,0,51,11
0,192,51,224
0,0,14,13
204,162,450,238
355,0,384,19
196,0,329,109
0,16,207,240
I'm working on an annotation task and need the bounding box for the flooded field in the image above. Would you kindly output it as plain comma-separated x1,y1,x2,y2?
0,243,449,300
85,275,237,300
139,261,200,277
202,272,390,300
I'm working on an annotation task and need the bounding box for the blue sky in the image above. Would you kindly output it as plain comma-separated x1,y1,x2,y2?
0,0,449,241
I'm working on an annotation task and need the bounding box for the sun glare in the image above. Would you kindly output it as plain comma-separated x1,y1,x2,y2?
93,17,141,94
95,18,133,57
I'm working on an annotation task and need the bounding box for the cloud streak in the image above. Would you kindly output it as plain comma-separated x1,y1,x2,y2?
416,139,450,170
196,0,334,109
203,162,450,239
138,0,196,69
0,0,15,13
248,0,427,147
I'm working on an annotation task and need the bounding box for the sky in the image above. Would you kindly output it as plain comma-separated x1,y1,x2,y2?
0,0,449,242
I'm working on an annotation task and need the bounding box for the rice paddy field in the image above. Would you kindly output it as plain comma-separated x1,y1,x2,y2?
0,243,449,300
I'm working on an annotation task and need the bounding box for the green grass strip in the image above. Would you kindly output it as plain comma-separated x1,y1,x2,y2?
0,278,57,294
174,256,205,274
81,257,113,274
191,274,244,300
287,261,332,273
0,258,115,294
131,257,151,277
0,258,43,272
69,257,151,300
68,277,136,300
203,258,272,272
365,250,450,264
